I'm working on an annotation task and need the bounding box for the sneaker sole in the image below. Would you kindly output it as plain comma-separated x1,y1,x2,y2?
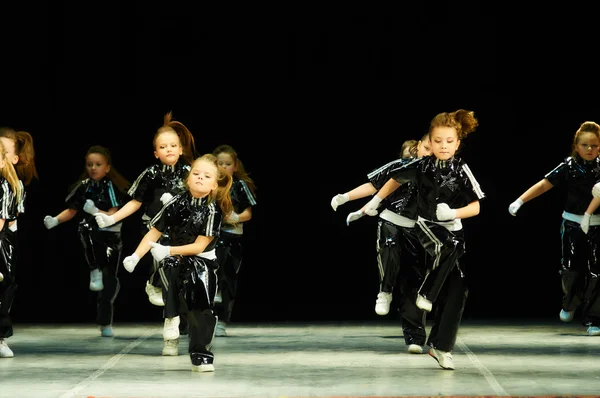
408,344,423,354
192,364,215,372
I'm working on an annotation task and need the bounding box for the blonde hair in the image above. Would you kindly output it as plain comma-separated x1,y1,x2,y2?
0,140,23,200
187,154,234,217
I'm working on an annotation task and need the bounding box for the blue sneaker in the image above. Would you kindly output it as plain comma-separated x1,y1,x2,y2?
559,309,574,322
100,325,113,337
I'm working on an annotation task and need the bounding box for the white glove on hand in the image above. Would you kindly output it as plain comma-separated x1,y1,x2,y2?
94,212,116,228
160,192,173,205
331,193,349,211
226,212,240,223
149,241,170,262
346,210,363,226
83,199,99,215
593,182,600,198
508,198,524,216
581,212,591,234
436,203,457,221
364,195,382,216
44,216,59,229
8,220,17,232
123,253,140,273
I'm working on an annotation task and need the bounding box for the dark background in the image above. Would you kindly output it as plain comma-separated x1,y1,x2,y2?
1,4,599,325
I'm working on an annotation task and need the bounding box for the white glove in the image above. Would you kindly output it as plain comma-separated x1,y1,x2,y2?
331,193,349,211
226,211,240,223
83,199,99,215
581,212,591,234
94,212,116,228
123,253,140,273
346,210,363,226
593,182,600,198
160,192,173,205
8,220,17,232
44,216,59,229
0,271,3,282
149,241,170,262
508,198,524,216
436,203,457,221
364,195,382,216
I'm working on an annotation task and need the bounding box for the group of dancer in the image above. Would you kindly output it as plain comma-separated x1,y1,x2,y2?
331,110,600,371
0,113,258,373
3,110,600,373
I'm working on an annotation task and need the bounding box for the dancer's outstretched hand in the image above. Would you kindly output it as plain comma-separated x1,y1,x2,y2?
95,212,115,228
346,210,363,226
149,241,170,262
123,254,140,273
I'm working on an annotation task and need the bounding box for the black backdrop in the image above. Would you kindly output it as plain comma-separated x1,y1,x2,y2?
1,5,599,325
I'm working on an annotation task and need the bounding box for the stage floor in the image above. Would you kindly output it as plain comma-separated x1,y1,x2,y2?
1,318,599,398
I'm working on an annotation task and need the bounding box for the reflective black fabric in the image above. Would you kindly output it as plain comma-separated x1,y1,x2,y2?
389,156,485,222
368,157,419,219
150,192,222,249
0,177,20,338
65,177,127,229
544,155,600,215
127,161,190,220
221,178,257,230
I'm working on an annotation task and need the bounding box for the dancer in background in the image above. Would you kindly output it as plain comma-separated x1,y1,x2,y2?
212,144,257,337
332,134,431,354
95,112,198,338
510,121,600,336
44,145,130,337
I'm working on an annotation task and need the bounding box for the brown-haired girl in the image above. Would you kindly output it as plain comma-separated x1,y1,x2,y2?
122,154,232,371
509,121,600,337
362,109,484,370
43,145,131,338
212,144,257,337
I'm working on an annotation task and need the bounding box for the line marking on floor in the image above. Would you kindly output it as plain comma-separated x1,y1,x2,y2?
457,336,509,396
59,327,159,398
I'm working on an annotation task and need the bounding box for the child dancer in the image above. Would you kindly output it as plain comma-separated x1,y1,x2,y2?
509,121,600,336
361,109,484,370
332,135,431,354
0,128,37,358
95,112,198,317
43,145,131,337
121,154,233,371
0,140,23,358
212,144,257,337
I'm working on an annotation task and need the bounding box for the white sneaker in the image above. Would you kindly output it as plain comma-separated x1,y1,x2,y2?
215,321,227,337
100,325,113,337
429,347,454,370
145,281,165,306
163,316,180,340
89,269,104,291
408,344,423,354
416,294,432,312
375,292,393,315
162,339,179,356
560,309,574,322
0,338,14,358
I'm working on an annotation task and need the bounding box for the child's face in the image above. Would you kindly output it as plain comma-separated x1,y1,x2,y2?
154,131,183,166
187,159,218,198
576,132,600,161
86,153,111,181
0,137,18,165
417,138,432,157
216,153,237,176
430,127,460,161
